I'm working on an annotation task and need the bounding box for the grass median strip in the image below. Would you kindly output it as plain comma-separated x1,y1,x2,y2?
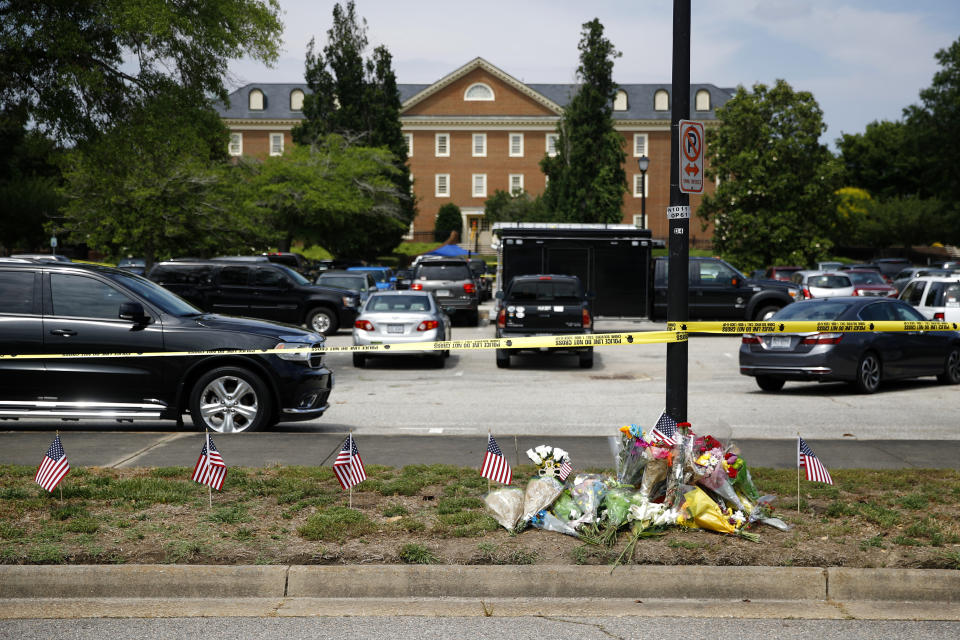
1,464,958,568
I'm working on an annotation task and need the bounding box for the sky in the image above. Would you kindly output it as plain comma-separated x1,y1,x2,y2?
227,0,960,146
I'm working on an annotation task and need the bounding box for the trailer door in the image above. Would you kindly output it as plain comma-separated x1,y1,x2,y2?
545,247,590,287
595,244,648,316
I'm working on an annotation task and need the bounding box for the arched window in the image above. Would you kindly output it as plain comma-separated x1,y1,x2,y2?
248,89,264,111
614,89,628,111
695,89,711,111
290,89,304,111
464,82,494,101
654,89,669,111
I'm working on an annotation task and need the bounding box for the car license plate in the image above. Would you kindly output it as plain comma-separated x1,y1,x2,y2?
436,289,451,297
387,324,404,334
770,336,791,349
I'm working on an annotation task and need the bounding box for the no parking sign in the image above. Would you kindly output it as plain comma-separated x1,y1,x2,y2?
679,120,704,194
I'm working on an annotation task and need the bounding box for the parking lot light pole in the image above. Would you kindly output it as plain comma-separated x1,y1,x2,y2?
637,156,649,228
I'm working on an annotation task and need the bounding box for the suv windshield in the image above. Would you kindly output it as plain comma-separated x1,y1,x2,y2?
105,270,201,316
508,279,582,302
417,264,471,280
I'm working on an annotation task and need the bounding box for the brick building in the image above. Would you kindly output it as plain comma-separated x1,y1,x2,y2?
216,57,734,252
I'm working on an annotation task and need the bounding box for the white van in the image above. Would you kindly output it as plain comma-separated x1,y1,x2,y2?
899,276,960,322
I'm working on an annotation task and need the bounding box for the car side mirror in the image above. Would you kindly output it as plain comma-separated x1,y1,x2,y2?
119,302,149,324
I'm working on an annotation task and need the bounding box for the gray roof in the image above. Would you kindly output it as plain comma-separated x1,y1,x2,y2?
217,82,735,121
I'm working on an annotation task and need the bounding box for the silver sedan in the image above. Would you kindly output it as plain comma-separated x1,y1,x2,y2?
351,291,452,368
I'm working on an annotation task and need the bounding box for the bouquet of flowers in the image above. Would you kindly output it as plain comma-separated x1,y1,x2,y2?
530,509,579,537
614,424,650,486
520,476,564,526
566,474,607,526
679,486,759,542
526,444,571,479
638,443,672,500
483,487,524,531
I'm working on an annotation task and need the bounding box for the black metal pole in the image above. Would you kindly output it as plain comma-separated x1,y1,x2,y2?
666,0,690,422
640,168,647,228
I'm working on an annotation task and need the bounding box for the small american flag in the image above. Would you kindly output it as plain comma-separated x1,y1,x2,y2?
480,435,511,485
557,460,573,481
798,436,833,485
649,411,678,446
192,433,227,491
35,434,70,492
333,434,366,490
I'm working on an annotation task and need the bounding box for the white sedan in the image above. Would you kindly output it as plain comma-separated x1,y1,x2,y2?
351,291,453,368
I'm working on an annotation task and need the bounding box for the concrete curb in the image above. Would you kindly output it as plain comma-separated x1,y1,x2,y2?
1,565,958,603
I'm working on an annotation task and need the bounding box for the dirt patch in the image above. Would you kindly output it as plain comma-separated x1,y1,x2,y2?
1,465,959,569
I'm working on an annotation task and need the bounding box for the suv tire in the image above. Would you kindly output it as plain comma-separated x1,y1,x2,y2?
937,346,960,384
495,349,510,368
190,366,272,433
852,351,881,394
578,349,594,369
307,307,337,336
352,353,366,368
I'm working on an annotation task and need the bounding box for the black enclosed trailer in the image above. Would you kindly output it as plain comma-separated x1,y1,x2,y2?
492,223,660,317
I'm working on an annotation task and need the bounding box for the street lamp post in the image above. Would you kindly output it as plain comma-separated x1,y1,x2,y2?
637,156,649,228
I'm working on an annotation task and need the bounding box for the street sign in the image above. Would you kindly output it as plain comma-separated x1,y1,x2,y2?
679,120,704,194
50,236,58,248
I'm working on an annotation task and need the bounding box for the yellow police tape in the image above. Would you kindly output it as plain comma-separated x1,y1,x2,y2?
667,320,959,334
0,321,956,361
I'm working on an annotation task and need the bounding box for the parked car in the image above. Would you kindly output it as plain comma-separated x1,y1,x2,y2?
891,267,950,294
841,262,893,284
652,257,799,321
495,274,593,369
261,252,317,278
11,253,71,262
872,258,914,280
409,256,479,325
351,290,452,368
147,260,359,335
845,269,898,297
739,297,960,393
817,261,845,271
764,265,804,282
899,276,960,322
315,270,377,305
393,268,413,290
791,271,855,299
468,258,492,301
116,257,146,275
347,266,395,290
0,261,332,432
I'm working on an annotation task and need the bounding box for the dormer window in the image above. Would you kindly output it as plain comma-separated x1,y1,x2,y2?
614,89,628,111
464,82,494,101
654,89,669,111
249,88,265,111
290,89,304,111
695,89,711,111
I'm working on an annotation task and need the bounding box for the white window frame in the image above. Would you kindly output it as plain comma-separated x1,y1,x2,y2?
404,133,413,157
472,174,487,198
654,89,669,111
228,132,243,157
248,89,264,110
614,90,628,111
269,133,284,156
632,213,647,229
464,82,495,101
435,133,450,157
546,133,559,157
695,89,711,112
509,133,524,158
509,173,524,194
472,133,487,158
290,89,304,111
633,133,648,157
435,174,450,197
633,173,649,198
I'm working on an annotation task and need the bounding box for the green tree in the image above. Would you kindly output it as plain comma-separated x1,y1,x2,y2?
697,79,842,271
540,18,626,223
434,203,462,243
247,134,404,261
58,90,270,268
292,1,415,255
0,0,283,142
836,120,922,200
483,190,550,224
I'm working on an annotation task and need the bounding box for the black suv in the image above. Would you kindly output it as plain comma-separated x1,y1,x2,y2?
410,256,480,324
495,274,593,369
652,257,799,320
148,260,358,335
0,262,333,432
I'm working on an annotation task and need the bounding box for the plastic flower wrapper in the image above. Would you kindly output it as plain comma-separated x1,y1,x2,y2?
483,487,524,531
664,433,695,508
567,474,607,526
679,486,760,542
551,490,581,523
601,487,633,529
614,424,650,486
638,444,672,500
745,494,791,531
520,476,565,524
530,509,579,538
729,459,762,502
628,494,682,529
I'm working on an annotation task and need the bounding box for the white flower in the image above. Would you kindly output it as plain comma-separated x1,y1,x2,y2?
534,444,552,459
731,510,746,527
525,448,542,465
553,447,569,462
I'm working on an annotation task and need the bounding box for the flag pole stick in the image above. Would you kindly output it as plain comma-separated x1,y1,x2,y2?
206,429,213,509
349,432,353,509
487,431,491,493
56,430,63,504
514,435,520,470
797,434,801,514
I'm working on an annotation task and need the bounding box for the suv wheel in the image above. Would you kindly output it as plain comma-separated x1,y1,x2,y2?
852,351,881,394
755,375,785,391
753,305,781,321
307,307,338,336
937,346,960,384
352,353,366,368
190,366,272,433
578,349,594,369
495,349,510,369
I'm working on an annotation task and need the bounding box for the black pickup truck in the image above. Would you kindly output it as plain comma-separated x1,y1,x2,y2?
494,274,594,369
651,257,800,321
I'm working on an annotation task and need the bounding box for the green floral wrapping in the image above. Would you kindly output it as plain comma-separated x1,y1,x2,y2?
601,488,632,528
551,491,581,522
